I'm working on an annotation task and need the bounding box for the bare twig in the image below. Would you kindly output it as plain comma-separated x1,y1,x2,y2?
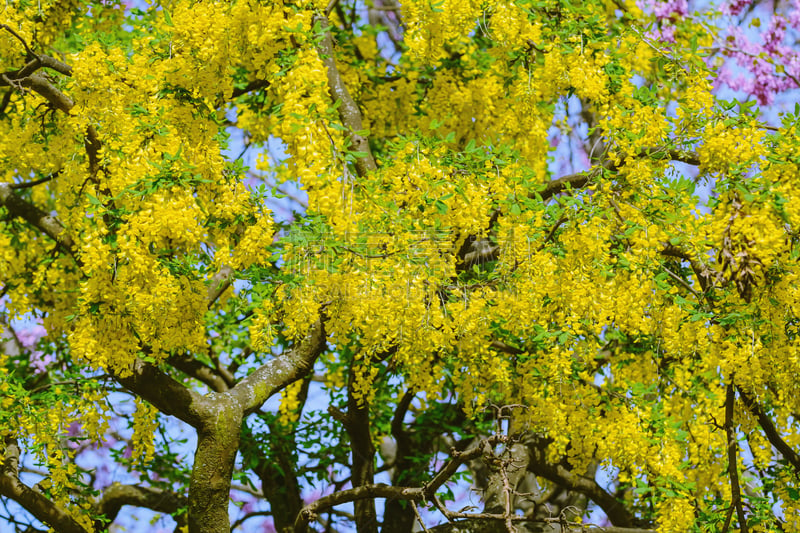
9,171,60,190
0,24,37,58
410,500,430,533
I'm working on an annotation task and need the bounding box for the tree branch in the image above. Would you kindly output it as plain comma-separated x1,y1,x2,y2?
0,183,77,257
94,484,187,532
112,358,210,428
314,15,377,177
344,361,378,533
206,264,235,308
738,387,800,476
525,436,636,527
660,244,717,293
232,320,327,415
427,523,655,533
0,439,89,533
230,79,270,99
294,483,420,532
294,436,503,532
167,352,230,393
722,381,748,533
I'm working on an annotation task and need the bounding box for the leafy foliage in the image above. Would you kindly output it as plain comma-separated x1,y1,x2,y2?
1,0,800,532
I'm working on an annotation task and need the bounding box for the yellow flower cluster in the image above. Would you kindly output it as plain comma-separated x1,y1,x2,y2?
278,380,305,424
131,398,159,465
567,50,610,104
402,0,482,61
698,122,766,174
489,3,542,49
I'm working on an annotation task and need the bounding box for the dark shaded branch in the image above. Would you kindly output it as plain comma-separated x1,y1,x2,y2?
0,439,89,533
294,483,420,532
9,172,60,190
0,24,36,57
526,437,635,527
738,387,800,476
459,146,700,269
383,390,417,533
641,147,700,166
294,436,503,532
483,432,529,517
246,420,305,532
94,484,187,532
0,183,77,257
538,147,699,203
390,390,415,447
230,79,270,99
344,361,378,533
244,380,310,532
660,244,717,293
168,353,230,393
722,382,748,533
537,170,593,202
428,523,655,533
314,15,377,177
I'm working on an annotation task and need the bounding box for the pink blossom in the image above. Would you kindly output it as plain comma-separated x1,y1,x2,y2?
659,24,677,43
789,0,800,31
763,18,787,55
18,324,46,349
722,0,752,16
652,0,688,20
29,352,54,374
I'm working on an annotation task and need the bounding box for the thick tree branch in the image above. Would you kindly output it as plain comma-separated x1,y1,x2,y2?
188,399,243,533
315,15,377,177
428,523,655,533
232,320,327,415
245,419,305,532
18,73,74,112
538,148,699,203
295,483,419,532
94,484,187,532
383,390,417,533
0,439,89,533
112,358,210,428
